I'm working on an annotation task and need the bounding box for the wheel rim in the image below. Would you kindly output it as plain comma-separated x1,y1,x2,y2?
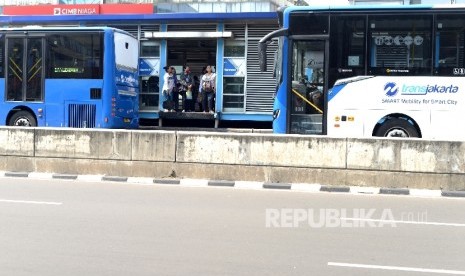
14,117,32,126
385,127,409,137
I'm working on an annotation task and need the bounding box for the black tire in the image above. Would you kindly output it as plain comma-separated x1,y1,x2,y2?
8,111,37,127
375,118,419,138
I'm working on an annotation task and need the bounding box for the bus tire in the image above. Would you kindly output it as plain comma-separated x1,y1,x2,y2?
9,111,37,127
375,118,419,138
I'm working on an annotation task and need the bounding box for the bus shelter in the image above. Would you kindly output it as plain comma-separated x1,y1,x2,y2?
0,8,278,127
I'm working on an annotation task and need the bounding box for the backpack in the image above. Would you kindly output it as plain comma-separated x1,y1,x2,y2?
203,75,214,93
203,80,213,92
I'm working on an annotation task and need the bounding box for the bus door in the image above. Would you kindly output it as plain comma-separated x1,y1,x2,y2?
288,39,328,135
6,36,44,102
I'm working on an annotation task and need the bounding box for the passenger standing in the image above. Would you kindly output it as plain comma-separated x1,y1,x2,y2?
161,66,175,112
179,66,194,112
171,67,180,111
197,67,207,112
200,65,216,114
193,75,201,112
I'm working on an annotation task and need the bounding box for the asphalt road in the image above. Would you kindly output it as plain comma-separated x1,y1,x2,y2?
0,177,464,276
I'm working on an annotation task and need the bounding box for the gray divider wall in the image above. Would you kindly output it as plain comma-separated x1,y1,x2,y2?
35,128,132,160
0,127,34,156
131,130,176,162
346,138,465,173
0,127,464,190
176,132,347,168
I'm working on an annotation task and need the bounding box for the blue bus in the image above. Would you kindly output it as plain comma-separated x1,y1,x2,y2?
0,26,139,128
259,5,465,139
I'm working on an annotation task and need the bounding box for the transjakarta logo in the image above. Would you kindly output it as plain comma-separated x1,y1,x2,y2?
401,84,459,95
384,82,459,96
384,82,398,97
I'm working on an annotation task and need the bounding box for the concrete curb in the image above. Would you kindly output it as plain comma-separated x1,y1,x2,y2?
5,171,30,178
379,188,410,195
52,174,78,180
320,185,351,193
441,191,465,198
263,183,292,190
1,171,463,199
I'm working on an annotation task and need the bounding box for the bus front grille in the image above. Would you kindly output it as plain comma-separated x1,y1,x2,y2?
68,104,96,128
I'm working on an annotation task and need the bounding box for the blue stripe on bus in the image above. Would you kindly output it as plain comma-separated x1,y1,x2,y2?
327,83,346,102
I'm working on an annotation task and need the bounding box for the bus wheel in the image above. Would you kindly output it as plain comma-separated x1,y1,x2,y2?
9,111,37,127
375,118,419,138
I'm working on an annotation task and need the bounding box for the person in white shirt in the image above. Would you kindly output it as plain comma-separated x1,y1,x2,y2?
161,66,177,111
199,65,216,114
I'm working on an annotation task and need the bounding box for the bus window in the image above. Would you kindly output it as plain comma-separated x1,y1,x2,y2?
7,39,24,101
289,13,328,35
368,15,432,76
435,15,465,76
329,15,366,88
47,33,103,79
290,40,325,135
26,38,43,102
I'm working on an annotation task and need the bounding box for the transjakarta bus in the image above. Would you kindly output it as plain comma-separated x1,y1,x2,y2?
0,26,139,128
259,5,465,139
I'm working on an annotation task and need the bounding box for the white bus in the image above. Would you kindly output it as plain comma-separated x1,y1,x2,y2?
258,5,465,139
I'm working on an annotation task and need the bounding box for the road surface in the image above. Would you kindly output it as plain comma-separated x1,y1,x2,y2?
0,177,464,275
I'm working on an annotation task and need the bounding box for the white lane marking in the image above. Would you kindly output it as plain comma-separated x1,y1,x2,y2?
234,181,263,190
328,262,465,275
410,189,442,197
349,186,380,194
28,172,54,180
0,199,62,205
291,183,322,192
341,217,465,227
180,179,208,187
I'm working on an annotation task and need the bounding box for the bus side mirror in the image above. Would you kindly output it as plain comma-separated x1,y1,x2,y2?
258,42,267,72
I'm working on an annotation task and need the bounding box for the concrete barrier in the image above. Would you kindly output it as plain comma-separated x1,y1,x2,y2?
176,132,346,168
0,126,464,190
131,130,176,162
0,127,34,157
35,128,132,160
346,138,465,173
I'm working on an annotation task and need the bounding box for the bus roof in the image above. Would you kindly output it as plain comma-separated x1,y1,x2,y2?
282,4,465,27
284,3,465,13
0,12,276,25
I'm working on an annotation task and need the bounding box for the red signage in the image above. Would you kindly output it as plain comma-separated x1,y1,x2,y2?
100,4,153,14
3,4,153,16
